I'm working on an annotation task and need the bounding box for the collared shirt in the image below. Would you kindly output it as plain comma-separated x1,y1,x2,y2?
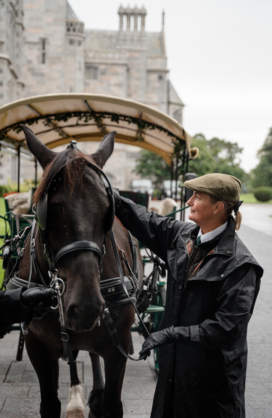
197,221,228,244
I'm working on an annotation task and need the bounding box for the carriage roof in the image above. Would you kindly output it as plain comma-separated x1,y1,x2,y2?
0,93,192,165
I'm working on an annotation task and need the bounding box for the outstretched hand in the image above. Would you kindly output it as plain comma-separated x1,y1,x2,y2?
139,326,175,360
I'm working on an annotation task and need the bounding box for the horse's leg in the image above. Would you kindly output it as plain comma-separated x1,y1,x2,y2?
88,352,105,418
25,333,61,418
66,350,85,418
101,350,127,418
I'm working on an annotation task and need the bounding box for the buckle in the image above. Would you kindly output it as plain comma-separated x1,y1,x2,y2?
61,332,69,342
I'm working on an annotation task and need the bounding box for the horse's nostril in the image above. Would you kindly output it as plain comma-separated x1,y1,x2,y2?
67,304,79,322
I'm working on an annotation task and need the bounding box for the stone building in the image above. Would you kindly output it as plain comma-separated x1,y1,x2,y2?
0,1,184,189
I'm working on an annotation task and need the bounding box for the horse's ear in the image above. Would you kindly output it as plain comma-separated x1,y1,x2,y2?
20,125,57,169
90,131,116,168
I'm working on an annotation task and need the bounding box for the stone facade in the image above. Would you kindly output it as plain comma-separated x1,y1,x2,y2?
0,1,184,189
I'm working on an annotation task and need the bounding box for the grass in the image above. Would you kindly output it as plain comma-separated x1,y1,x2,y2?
240,193,272,204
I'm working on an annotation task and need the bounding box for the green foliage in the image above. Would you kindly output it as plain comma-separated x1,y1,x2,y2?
188,134,216,176
134,133,247,187
189,134,247,182
251,128,272,188
133,150,171,188
253,187,272,202
3,179,38,194
0,185,8,197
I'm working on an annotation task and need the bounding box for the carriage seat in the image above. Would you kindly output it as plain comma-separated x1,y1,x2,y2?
5,190,32,215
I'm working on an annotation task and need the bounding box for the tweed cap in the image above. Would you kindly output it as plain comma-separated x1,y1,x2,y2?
184,173,241,202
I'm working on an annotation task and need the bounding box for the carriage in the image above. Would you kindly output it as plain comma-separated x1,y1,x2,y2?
0,94,197,417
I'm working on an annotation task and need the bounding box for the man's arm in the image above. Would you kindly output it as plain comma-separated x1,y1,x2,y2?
114,191,184,262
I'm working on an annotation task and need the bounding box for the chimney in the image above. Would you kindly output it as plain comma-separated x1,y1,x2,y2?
139,5,147,33
118,4,125,31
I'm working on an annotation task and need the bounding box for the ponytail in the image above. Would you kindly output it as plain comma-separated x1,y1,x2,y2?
234,210,242,231
222,200,242,230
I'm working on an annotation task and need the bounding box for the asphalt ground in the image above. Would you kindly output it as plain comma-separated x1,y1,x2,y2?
0,204,271,417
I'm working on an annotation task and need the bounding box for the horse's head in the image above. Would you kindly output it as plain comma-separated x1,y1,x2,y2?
21,126,116,332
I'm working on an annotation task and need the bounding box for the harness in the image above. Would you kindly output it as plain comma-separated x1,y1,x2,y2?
4,140,159,373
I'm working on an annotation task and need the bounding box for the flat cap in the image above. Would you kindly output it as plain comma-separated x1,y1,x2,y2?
184,173,241,202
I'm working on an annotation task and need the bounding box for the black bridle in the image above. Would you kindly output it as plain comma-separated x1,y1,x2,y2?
35,143,115,275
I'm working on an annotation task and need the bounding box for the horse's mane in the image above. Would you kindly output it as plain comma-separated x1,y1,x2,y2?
33,149,94,204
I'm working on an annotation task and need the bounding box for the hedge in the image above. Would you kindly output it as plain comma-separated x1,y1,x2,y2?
253,187,272,202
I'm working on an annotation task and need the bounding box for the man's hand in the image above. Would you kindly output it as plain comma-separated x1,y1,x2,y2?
21,287,57,318
139,326,175,359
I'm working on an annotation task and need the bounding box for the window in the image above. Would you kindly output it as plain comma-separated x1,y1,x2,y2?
0,81,2,86
158,74,163,81
69,40,74,45
85,65,98,80
41,39,46,64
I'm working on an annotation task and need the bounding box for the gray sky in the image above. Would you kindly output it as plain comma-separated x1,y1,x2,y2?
69,0,272,172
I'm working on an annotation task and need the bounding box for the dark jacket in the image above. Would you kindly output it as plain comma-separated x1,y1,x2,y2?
115,195,263,418
0,289,29,338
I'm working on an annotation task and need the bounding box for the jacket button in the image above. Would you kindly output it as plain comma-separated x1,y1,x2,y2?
221,274,224,277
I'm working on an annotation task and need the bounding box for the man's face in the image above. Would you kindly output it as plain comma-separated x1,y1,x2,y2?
187,191,216,226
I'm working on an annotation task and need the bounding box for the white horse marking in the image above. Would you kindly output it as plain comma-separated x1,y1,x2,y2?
66,384,85,418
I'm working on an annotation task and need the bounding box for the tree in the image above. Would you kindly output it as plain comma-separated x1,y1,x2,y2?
189,134,247,182
251,128,272,188
188,134,216,176
133,150,171,188
134,133,247,187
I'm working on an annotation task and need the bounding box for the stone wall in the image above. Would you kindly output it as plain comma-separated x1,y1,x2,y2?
23,0,67,97
0,0,24,106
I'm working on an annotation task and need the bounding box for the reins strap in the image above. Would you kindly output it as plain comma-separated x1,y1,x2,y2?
103,308,144,361
28,219,37,288
105,230,150,361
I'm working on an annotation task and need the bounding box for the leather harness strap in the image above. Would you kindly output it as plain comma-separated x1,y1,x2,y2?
55,240,103,265
103,230,149,361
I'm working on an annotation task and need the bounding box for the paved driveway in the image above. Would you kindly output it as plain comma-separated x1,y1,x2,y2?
0,204,270,417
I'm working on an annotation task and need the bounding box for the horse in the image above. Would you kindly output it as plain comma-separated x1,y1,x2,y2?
17,127,144,418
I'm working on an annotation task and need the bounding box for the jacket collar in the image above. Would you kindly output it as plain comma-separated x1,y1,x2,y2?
189,217,235,256
212,217,235,256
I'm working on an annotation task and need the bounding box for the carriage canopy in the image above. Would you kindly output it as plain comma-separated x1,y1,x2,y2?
0,93,192,165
